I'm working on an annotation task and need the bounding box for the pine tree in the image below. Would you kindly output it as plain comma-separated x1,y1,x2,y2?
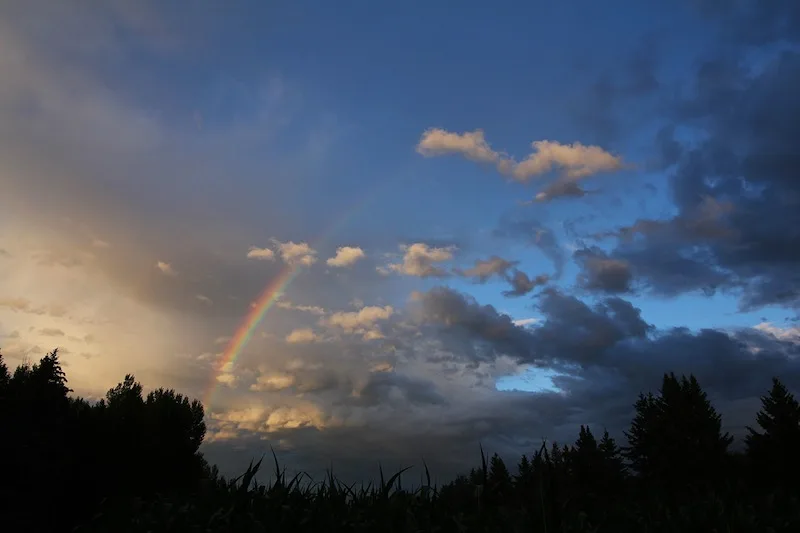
745,377,800,487
517,454,532,481
624,373,731,490
623,391,659,476
488,453,512,488
598,429,626,481
0,351,9,391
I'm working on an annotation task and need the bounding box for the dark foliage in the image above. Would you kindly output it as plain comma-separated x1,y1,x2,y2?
0,349,208,533
1,349,799,532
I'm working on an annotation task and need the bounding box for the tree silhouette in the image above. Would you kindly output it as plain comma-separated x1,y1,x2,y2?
488,453,512,490
0,350,209,532
3,345,800,532
597,429,626,483
746,377,800,489
624,373,732,492
516,453,532,483
0,351,9,390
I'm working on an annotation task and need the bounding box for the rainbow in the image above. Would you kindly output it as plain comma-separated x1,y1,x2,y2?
204,175,402,409
205,264,299,406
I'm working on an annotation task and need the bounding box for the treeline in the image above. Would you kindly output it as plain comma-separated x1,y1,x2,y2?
1,349,799,532
0,350,209,532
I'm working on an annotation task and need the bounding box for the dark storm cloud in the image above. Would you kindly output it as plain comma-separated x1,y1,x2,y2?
574,0,800,312
353,371,447,408
413,285,800,399
204,285,800,483
596,49,800,309
412,287,539,365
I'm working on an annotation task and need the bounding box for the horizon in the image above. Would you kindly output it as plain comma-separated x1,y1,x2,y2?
1,0,798,482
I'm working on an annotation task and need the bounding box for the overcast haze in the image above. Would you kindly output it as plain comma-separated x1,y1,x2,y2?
1,0,799,482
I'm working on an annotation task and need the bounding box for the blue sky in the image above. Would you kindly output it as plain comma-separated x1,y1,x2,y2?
1,0,799,480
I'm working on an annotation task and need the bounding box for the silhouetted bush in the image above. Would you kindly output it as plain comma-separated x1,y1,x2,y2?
1,347,799,532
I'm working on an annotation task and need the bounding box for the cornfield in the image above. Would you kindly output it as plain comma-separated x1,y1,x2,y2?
75,446,800,533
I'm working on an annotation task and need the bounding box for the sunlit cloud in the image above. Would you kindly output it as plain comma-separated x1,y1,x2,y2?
383,243,456,278
285,327,320,344
327,246,366,267
246,246,276,261
156,261,177,276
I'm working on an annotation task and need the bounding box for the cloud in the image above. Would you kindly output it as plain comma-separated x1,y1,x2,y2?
156,261,176,276
0,297,39,314
454,256,517,283
511,140,624,181
272,239,318,267
38,327,65,337
574,247,634,294
0,297,68,317
209,403,328,436
323,305,393,340
285,328,320,344
327,246,366,267
276,299,326,316
417,129,625,201
411,287,537,365
196,294,213,305
216,368,238,388
246,246,276,261
385,243,456,278
502,270,549,297
353,371,447,407
588,42,800,309
531,181,595,203
754,322,800,342
416,128,503,164
199,283,800,483
250,372,296,392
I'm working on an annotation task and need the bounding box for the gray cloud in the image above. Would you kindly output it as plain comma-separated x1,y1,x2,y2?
453,256,548,297
590,29,800,310
201,285,800,483
502,270,549,298
352,371,447,408
454,256,518,283
574,247,634,294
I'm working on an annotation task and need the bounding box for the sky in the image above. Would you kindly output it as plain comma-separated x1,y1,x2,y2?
1,0,799,483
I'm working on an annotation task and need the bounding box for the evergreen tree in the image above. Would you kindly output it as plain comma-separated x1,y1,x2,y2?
598,429,626,481
488,453,512,489
745,377,800,487
516,454,532,482
624,373,732,490
569,425,599,477
624,391,658,476
0,351,9,391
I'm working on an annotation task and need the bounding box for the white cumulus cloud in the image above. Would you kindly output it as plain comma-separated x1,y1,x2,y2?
327,246,366,267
